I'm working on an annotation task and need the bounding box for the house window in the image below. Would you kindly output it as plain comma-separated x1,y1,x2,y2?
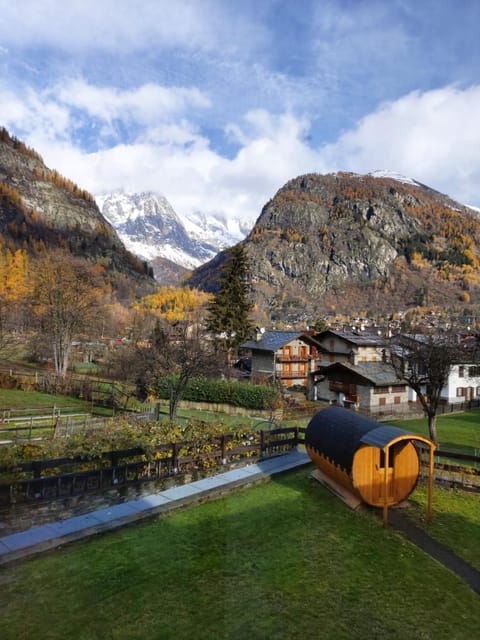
456,387,465,397
374,386,389,394
329,339,335,351
476,386,480,397
394,396,401,404
469,366,480,377
391,384,407,392
329,353,335,363
458,366,465,378
379,397,386,406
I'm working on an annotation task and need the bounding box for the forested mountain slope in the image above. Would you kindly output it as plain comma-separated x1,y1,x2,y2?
0,127,154,292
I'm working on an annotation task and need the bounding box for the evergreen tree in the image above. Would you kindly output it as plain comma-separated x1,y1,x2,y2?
207,244,254,353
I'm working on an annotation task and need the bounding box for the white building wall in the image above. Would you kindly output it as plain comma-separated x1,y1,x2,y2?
443,364,480,403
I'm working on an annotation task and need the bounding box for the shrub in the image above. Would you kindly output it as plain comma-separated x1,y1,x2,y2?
154,376,279,410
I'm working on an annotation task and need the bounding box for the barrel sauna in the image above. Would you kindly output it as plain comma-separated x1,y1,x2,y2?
305,406,434,508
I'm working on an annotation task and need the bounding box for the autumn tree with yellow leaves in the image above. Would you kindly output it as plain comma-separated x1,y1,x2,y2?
32,251,104,377
134,285,212,323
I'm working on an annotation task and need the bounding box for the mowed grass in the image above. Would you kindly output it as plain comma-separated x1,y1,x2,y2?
391,411,480,450
0,388,95,412
404,480,480,571
0,468,479,640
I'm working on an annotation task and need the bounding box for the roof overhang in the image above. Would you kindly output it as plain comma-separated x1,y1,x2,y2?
360,426,434,450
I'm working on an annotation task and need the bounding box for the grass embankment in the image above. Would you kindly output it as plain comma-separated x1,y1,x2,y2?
0,468,478,640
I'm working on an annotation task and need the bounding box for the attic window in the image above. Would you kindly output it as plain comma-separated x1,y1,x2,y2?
374,386,389,394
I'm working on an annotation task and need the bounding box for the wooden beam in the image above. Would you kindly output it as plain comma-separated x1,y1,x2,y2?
427,443,435,522
382,445,389,526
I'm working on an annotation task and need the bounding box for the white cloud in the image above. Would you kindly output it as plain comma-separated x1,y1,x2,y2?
56,79,210,126
0,0,266,56
0,78,211,148
321,85,480,204
3,79,480,227
25,108,319,222
0,86,71,141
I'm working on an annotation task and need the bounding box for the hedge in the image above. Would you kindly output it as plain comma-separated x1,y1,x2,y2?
154,377,279,410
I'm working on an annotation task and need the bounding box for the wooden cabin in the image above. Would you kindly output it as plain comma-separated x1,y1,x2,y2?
305,406,435,523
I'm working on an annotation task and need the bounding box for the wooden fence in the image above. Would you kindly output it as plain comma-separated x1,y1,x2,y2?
1,425,479,505
0,427,302,505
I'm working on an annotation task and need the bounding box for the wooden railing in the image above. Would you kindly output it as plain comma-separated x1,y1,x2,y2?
0,428,304,505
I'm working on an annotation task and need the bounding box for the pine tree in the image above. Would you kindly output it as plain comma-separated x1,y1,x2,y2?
206,244,254,353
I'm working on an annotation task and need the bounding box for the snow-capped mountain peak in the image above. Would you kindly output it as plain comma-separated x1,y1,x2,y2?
95,191,254,277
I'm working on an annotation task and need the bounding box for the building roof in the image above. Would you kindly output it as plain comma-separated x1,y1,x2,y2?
319,329,387,347
318,361,405,386
241,331,304,352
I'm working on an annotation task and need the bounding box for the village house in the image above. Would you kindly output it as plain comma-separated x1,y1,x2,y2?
308,361,409,415
312,329,389,367
391,332,480,407
443,363,480,404
240,330,322,389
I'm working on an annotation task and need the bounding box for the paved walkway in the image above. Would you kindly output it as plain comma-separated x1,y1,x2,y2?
0,450,311,566
388,509,480,595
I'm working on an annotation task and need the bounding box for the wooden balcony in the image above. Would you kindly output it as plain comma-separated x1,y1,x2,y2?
276,355,310,363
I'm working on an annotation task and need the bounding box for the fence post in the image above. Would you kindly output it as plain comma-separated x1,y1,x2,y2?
260,430,265,458
221,434,226,464
111,451,118,485
172,442,179,473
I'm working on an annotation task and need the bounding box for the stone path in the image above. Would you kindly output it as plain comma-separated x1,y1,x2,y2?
0,450,311,566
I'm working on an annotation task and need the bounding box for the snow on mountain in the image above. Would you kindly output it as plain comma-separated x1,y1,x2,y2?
466,204,480,215
368,170,422,186
95,191,254,272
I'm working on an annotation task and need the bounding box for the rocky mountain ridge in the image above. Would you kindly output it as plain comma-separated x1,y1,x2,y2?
187,172,480,323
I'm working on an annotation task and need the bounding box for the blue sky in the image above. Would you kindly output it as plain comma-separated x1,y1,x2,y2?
1,0,480,221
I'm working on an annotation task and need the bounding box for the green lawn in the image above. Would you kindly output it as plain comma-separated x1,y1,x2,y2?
0,468,478,640
404,479,480,571
391,411,480,450
0,388,95,411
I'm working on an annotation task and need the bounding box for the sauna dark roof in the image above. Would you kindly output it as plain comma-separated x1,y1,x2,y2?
304,406,413,473
360,425,414,448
